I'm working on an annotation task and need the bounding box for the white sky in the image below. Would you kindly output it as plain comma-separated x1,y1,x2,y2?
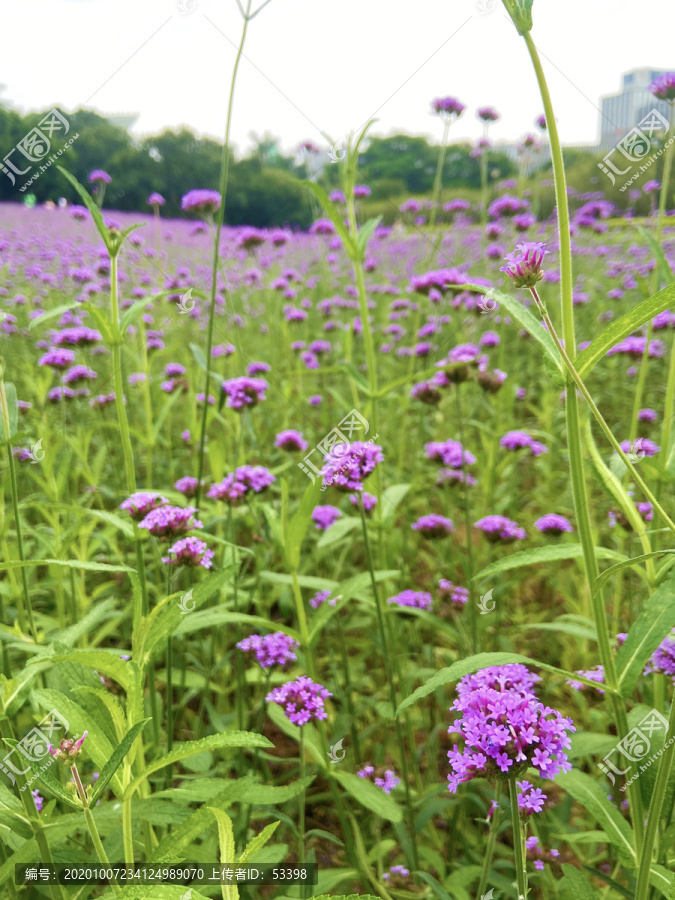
1,0,673,156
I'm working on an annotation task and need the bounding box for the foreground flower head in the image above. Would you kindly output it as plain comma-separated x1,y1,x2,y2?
88,170,110,184
432,96,466,118
237,632,300,668
501,242,549,288
649,72,675,101
221,376,268,409
147,192,165,207
138,505,202,538
162,536,213,569
447,666,575,793
266,676,332,725
49,732,88,766
321,441,384,492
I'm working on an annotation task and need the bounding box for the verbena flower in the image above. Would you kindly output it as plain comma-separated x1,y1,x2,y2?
138,505,202,538
312,505,342,531
120,492,168,521
147,192,165,207
310,589,337,609
501,242,549,288
221,376,268,409
88,170,110,184
501,430,548,456
266,676,332,725
275,429,309,452
438,579,469,606
387,590,433,610
425,440,476,468
175,476,199,498
349,491,377,512
162,536,213,568
447,666,575,793
237,632,299,668
566,666,605,694
412,514,454,537
39,348,75,369
649,72,675,101
432,96,466,117
321,441,383,492
358,764,401,793
474,515,526,543
49,732,88,766
534,514,574,535
181,189,221,215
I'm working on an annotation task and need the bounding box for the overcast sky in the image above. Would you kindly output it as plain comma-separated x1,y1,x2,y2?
1,0,673,156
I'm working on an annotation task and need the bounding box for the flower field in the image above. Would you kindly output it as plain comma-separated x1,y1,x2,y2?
2,6,675,900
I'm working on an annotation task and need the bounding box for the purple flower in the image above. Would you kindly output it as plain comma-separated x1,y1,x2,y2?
237,632,300,668
236,465,275,493
32,790,44,812
88,170,111,184
162,536,213,569
138,505,202,538
247,361,271,376
638,408,657,422
53,327,102,346
63,365,97,385
266,676,332,725
477,106,500,122
312,505,342,531
618,438,660,457
181,189,221,215
438,579,469,606
447,666,575,793
534,514,574,535
432,96,465,117
221,376,268,409
501,430,548,456
49,732,88,766
425,440,476,468
39,348,75,369
354,184,371,198
310,589,337,609
412,514,454,538
648,628,675,678
120,492,168,521
349,491,377,512
147,192,165,207
275,429,309,452
387,590,433,611
321,441,384,492
474,515,526,543
566,666,605,694
501,242,549,288
358,764,401,793
175,476,199,498
649,72,675,101
382,866,409,882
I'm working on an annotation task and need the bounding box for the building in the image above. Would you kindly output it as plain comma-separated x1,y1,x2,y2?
599,69,670,148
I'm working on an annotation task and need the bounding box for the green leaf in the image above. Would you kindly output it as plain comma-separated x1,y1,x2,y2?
380,484,412,523
208,808,238,900
175,608,301,644
27,303,79,331
396,651,618,716
556,770,636,863
265,702,325,768
0,558,134,574
125,731,273,798
575,280,675,379
473,544,626,580
308,570,399,647
560,863,601,900
8,740,81,810
57,166,112,253
304,181,357,258
90,719,149,804
189,341,208,375
636,225,674,283
237,776,315,805
648,863,675,898
333,771,402,822
467,285,563,378
317,517,360,548
593,551,675,596
286,476,325,570
614,573,675,697
355,216,382,259
0,383,17,441
238,821,280,863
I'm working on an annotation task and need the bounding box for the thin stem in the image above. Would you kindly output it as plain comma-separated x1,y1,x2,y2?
73,765,121,895
299,727,306,876
428,119,451,233
195,1,251,511
635,696,675,900
508,777,528,899
3,440,37,641
476,795,500,900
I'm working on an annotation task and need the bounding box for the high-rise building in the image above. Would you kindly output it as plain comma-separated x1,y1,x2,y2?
600,69,670,147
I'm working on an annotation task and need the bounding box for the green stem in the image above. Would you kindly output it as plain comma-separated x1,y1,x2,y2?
73,765,121,894
195,0,251,511
658,331,675,501
635,696,675,900
299,726,306,868
476,794,500,899
428,119,451,233
3,440,37,641
508,777,528,899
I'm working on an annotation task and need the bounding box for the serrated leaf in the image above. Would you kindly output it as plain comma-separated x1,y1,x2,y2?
575,280,675,379
209,807,238,900
556,770,636,863
90,719,149,804
27,302,79,331
175,608,301,644
560,863,601,900
125,732,273,799
615,573,675,696
0,558,134,574
9,740,81,810
237,776,315,805
265,702,325,768
473,544,626,580
593,551,675,595
238,820,280,863
333,771,402,823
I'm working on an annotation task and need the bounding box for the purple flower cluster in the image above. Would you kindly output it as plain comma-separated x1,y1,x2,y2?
266,675,332,725
432,96,466,117
120,492,169,521
208,465,275,504
312,505,342,531
181,189,221,215
412,514,454,537
425,440,476,469
275,429,309,452
447,665,575,798
237,632,300,668
309,589,337,609
221,376,268,409
138,505,202,538
358,765,401,793
534,514,574,535
474,515,527,543
501,242,549,289
501,431,548,456
162,537,213,569
321,441,384,492
387,590,433,610
438,579,469,606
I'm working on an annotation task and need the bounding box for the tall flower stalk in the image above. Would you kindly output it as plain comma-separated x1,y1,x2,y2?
195,0,273,510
